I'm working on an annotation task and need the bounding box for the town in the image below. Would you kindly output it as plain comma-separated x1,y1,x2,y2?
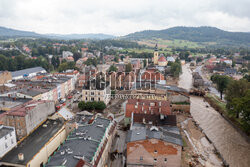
0,34,249,167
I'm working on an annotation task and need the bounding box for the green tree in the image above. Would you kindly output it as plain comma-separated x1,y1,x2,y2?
78,101,86,110
108,64,118,72
170,62,182,77
125,63,132,72
95,101,106,110
211,74,232,100
225,79,250,118
73,52,82,62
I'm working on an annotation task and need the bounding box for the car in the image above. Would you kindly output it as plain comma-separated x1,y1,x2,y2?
59,98,66,104
68,95,73,99
77,91,80,94
73,99,79,103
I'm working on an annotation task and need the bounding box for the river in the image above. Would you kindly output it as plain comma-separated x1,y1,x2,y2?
178,64,250,167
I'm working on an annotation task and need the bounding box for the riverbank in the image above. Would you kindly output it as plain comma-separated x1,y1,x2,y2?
178,64,250,167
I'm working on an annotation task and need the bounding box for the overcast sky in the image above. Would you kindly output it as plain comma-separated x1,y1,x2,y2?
0,0,250,36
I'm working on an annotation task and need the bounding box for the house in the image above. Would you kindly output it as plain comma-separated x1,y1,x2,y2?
126,125,182,167
0,119,66,167
167,56,175,62
158,55,168,67
132,114,177,126
5,100,55,140
46,114,116,167
82,80,111,105
62,51,73,59
125,99,171,126
0,71,12,84
0,97,32,125
0,125,17,158
11,67,46,80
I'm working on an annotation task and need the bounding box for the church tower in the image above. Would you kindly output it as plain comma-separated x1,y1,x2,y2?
153,43,159,65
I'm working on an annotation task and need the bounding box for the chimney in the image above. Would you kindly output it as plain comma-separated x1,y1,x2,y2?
18,153,24,161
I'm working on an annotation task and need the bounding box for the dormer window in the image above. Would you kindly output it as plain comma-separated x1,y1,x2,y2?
154,150,157,153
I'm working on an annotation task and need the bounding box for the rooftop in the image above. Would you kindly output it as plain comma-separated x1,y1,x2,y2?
46,115,113,167
133,114,177,126
126,125,182,146
0,97,32,110
1,119,64,165
11,67,46,78
0,125,14,139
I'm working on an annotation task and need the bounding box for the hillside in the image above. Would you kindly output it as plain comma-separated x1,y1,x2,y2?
124,26,250,47
0,26,114,40
0,26,41,37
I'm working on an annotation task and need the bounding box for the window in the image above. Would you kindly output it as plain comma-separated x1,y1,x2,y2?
85,92,87,95
10,133,12,137
140,156,143,161
164,158,167,162
91,98,94,101
154,158,157,162
5,143,8,149
98,98,100,101
86,97,88,101
91,92,94,95
154,150,157,153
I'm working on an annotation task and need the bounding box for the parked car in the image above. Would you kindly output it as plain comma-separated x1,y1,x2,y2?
68,95,73,99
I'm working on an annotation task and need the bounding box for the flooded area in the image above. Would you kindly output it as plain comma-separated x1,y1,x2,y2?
178,64,250,167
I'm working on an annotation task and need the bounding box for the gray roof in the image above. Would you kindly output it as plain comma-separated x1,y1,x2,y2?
0,125,14,139
11,67,46,78
1,119,64,165
46,116,112,167
126,125,183,146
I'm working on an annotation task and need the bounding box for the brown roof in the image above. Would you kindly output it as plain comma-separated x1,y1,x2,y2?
125,99,171,118
133,114,176,126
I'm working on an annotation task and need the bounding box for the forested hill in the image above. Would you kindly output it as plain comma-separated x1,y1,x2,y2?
0,26,41,37
123,26,250,46
0,26,114,39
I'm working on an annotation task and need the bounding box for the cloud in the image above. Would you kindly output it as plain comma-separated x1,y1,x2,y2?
0,0,249,35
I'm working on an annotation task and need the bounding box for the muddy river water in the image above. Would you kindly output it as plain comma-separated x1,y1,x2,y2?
178,64,250,167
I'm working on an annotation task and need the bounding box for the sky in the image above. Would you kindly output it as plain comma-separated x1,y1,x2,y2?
0,0,250,36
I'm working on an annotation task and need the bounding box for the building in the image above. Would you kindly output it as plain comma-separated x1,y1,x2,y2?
82,81,111,105
0,125,17,158
5,100,55,140
125,99,171,126
0,119,66,167
0,97,32,125
158,55,168,67
141,69,165,83
153,44,159,65
126,125,183,167
0,71,12,84
46,114,116,167
62,51,73,59
11,67,46,80
167,56,175,62
132,114,177,126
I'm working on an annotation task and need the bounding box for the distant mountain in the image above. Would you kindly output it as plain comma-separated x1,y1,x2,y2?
0,26,115,40
124,26,250,46
0,26,41,37
47,33,115,40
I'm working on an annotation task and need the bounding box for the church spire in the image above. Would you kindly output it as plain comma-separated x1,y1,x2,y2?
154,43,158,51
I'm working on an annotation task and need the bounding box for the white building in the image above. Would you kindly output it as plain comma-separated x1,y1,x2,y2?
0,125,17,158
62,51,73,59
11,67,46,80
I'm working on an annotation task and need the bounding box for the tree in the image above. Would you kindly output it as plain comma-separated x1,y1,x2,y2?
114,55,119,62
108,64,118,72
73,52,82,62
230,90,250,133
125,63,132,72
170,62,182,78
58,62,68,72
95,101,106,110
78,101,86,110
211,74,232,100
225,79,250,118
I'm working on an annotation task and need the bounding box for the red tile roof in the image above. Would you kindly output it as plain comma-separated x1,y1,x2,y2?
125,99,171,118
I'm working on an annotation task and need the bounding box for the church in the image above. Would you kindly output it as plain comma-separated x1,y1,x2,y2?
153,44,168,67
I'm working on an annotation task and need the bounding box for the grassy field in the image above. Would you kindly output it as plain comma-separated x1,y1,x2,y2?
138,38,204,49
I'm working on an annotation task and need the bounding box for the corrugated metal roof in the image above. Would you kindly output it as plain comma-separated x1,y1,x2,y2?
11,67,46,78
